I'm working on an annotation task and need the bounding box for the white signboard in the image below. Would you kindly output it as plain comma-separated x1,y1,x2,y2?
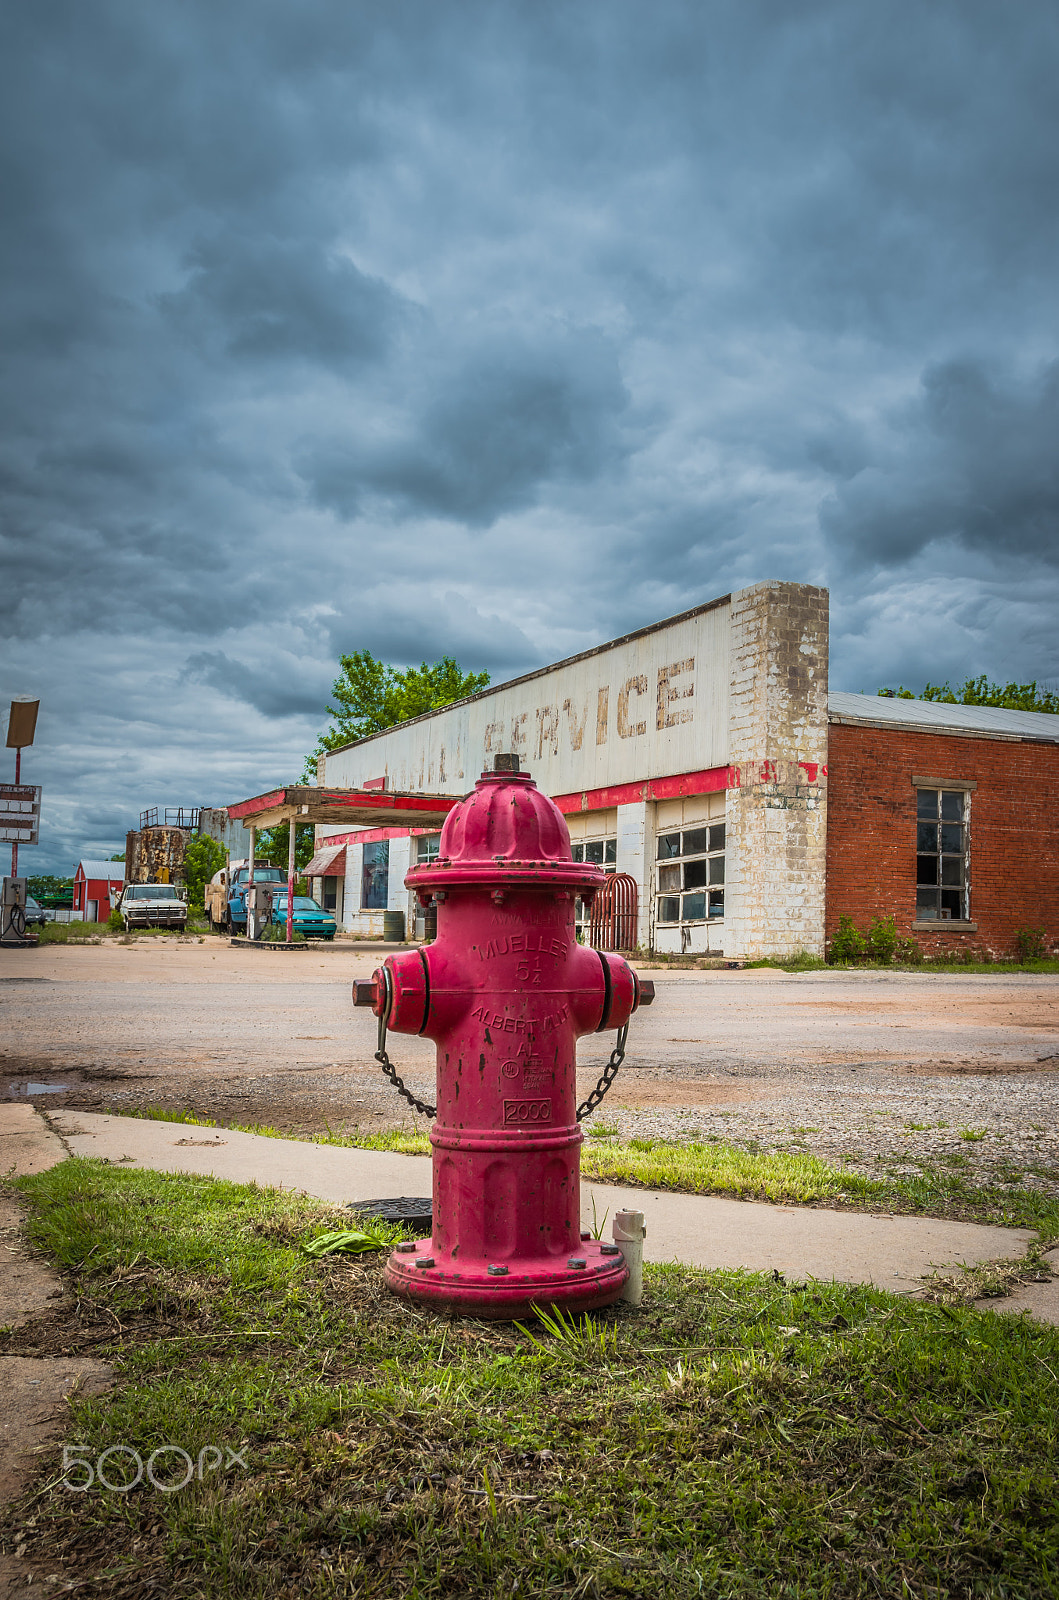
0,784,42,845
325,599,731,798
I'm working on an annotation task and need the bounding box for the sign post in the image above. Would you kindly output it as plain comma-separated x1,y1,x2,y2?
3,699,40,943
5,700,40,881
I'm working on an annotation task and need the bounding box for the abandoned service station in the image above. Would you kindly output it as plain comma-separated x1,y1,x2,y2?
237,581,1058,963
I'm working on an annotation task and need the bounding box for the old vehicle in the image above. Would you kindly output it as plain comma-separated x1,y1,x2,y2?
267,893,337,941
118,882,188,932
23,895,47,928
204,862,288,934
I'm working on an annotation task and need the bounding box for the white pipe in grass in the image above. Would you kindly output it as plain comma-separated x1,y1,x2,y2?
613,1209,645,1305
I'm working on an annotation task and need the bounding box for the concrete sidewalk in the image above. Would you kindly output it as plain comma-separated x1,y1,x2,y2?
42,1108,1040,1297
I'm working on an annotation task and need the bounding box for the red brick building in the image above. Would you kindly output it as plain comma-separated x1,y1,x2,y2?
827,693,1059,958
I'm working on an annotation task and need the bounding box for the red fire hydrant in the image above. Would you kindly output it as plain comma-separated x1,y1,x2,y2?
353,755,654,1318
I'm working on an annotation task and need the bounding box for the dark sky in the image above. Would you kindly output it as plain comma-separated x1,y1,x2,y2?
3,1,1059,871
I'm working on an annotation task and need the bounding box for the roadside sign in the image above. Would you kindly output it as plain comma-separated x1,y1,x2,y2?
0,784,42,845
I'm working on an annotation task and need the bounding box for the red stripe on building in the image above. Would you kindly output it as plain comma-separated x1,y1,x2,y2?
314,767,736,850
308,824,428,850
550,766,734,814
226,788,288,819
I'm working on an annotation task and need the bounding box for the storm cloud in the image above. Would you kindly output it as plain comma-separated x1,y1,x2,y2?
2,0,1058,868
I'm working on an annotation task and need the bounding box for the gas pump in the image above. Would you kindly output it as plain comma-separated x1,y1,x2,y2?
246,881,273,940
1,876,28,943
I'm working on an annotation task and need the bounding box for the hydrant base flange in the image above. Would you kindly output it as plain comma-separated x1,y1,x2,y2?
384,1238,629,1321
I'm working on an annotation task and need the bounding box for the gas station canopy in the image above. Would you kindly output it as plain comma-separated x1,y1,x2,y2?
227,785,461,833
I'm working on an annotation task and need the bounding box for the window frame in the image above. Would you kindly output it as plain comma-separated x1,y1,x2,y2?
571,836,617,939
655,822,725,928
361,839,390,910
910,778,976,930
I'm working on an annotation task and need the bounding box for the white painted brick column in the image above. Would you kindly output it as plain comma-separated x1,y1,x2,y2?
616,800,653,951
724,582,829,961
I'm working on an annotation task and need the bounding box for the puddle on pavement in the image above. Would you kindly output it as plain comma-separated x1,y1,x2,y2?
6,1079,76,1099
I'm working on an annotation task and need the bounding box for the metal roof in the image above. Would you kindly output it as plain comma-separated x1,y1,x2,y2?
302,843,348,877
75,860,127,878
828,691,1059,744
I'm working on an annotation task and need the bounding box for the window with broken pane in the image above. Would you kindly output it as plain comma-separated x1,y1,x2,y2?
656,822,725,924
915,789,967,920
572,837,617,940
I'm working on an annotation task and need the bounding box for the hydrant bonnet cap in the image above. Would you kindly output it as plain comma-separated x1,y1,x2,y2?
405,763,607,892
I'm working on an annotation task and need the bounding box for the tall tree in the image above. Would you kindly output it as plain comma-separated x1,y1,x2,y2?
315,651,491,753
253,821,316,873
182,834,226,912
878,676,1059,714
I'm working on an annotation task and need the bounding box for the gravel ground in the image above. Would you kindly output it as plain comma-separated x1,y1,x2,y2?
2,940,1057,1198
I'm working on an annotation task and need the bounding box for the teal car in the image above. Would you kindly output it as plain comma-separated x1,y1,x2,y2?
268,894,338,941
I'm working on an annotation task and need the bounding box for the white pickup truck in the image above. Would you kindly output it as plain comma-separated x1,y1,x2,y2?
117,882,188,932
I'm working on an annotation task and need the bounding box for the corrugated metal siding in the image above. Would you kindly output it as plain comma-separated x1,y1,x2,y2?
828,691,1059,743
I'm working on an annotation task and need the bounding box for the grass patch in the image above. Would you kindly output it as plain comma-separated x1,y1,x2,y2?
910,959,1059,975
744,952,828,972
121,1106,219,1127
5,1160,1059,1598
580,1136,1059,1239
38,922,208,945
717,955,1059,975
37,920,111,944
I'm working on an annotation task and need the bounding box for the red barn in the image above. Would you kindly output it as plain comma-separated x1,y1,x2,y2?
72,860,126,923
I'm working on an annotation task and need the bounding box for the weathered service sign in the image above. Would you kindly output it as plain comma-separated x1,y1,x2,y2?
325,600,731,795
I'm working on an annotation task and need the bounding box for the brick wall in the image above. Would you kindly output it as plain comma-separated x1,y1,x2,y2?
826,722,1059,958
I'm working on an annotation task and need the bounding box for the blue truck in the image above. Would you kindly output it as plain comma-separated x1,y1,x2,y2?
204,861,288,934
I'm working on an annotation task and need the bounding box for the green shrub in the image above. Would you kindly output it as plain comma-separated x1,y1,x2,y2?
866,914,898,964
895,934,923,964
260,923,306,944
1015,926,1048,963
106,906,123,932
827,914,866,963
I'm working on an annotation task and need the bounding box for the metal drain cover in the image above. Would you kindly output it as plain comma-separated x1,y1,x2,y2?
348,1196,433,1233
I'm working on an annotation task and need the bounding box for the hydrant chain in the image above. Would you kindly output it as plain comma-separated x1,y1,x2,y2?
375,963,437,1119
576,1020,629,1122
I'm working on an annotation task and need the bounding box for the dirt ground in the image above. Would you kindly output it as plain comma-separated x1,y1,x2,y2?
0,1118,112,1600
2,936,1059,1190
